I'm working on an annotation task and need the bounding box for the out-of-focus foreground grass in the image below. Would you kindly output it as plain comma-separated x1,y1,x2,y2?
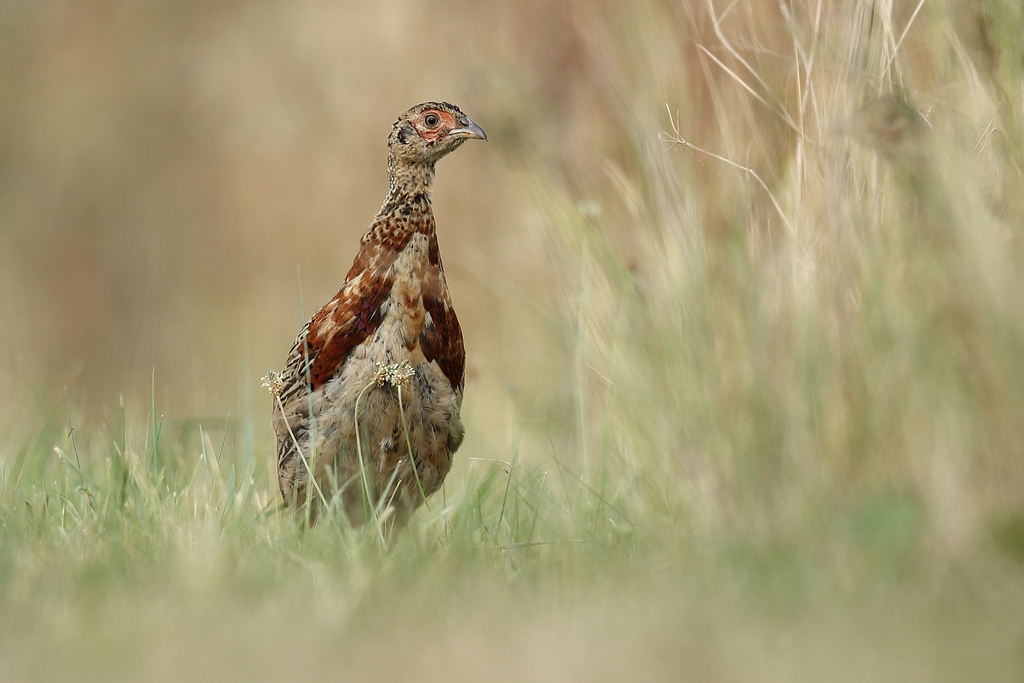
3,1,1024,680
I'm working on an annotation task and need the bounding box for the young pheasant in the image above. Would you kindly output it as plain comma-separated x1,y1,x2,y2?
270,102,486,527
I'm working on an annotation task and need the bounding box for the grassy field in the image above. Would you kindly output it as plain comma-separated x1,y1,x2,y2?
3,0,1024,680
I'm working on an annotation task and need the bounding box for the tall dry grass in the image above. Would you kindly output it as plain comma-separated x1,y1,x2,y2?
547,0,1024,551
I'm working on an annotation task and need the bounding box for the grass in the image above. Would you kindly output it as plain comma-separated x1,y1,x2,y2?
2,383,1022,681
3,0,1024,680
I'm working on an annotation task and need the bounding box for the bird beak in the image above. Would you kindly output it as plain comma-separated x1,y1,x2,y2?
450,116,487,141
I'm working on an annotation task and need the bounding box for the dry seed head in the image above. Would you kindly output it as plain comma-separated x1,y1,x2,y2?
373,361,416,387
261,370,285,396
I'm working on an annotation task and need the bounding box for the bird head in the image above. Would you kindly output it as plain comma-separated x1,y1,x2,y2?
388,102,487,167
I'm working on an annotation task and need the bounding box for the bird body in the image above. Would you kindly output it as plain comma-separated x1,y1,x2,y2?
271,102,485,526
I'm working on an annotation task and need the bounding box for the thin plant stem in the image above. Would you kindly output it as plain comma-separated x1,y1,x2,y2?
63,389,85,490
353,380,377,521
397,384,430,510
275,394,329,512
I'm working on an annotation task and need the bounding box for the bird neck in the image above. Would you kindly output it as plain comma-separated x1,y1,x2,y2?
384,156,436,205
369,157,438,241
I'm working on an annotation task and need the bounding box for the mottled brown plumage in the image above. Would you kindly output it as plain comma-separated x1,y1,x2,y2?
271,102,486,527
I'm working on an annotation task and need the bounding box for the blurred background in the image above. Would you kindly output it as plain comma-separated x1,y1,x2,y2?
3,0,1024,509
0,4,999,379
0,0,593,420
4,0,1024,528
3,1,1024,680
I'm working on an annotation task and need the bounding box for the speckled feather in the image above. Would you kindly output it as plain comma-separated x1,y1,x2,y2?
272,102,483,527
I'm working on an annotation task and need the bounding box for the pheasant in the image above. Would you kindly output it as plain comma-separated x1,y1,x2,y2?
269,102,486,528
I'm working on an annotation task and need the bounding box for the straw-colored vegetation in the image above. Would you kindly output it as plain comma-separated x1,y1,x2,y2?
2,1,1024,680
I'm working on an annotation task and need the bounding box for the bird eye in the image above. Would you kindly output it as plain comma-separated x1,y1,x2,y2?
423,113,440,128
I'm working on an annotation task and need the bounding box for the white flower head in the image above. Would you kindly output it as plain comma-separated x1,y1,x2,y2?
261,370,285,396
373,361,415,387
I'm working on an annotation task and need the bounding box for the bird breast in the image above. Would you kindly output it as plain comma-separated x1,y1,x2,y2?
375,231,430,366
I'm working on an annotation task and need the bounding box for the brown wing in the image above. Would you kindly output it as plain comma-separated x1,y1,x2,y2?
277,271,389,403
419,234,464,393
277,229,408,404
420,285,465,393
274,235,398,500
